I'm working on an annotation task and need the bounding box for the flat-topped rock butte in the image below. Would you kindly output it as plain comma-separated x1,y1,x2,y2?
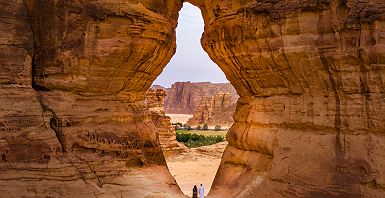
155,81,238,128
161,82,237,114
187,91,237,128
1,0,385,197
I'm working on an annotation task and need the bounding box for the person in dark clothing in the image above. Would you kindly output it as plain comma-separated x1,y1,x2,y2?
192,185,198,198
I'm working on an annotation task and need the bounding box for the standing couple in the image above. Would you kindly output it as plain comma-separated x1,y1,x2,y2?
192,184,204,198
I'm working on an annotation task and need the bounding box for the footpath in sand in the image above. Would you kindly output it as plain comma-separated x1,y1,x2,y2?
166,141,228,197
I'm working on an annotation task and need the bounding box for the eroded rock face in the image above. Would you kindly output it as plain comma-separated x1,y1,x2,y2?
187,91,236,128
146,88,183,157
163,81,238,114
187,0,385,197
0,0,184,197
2,0,385,197
0,0,64,195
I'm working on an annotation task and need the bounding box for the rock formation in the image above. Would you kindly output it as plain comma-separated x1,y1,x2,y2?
145,88,183,157
1,0,385,197
146,88,167,111
163,81,238,114
0,0,183,197
187,91,236,128
188,0,385,197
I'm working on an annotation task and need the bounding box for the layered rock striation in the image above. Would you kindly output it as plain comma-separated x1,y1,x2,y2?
163,81,238,114
0,0,64,176
187,0,385,197
187,91,236,128
1,0,385,197
0,0,184,197
145,88,183,157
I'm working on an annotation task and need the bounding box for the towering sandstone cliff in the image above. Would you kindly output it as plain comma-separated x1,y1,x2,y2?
163,81,238,114
187,91,236,128
0,0,183,197
189,0,385,197
1,0,385,197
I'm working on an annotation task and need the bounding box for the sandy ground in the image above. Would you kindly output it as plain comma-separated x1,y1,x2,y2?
166,114,193,125
166,142,228,197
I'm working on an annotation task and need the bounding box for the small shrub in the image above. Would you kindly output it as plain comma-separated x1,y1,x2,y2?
185,125,192,130
214,125,221,131
175,125,181,130
196,125,201,130
203,123,208,130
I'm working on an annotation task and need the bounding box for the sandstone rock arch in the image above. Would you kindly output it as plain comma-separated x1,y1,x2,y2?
1,0,385,197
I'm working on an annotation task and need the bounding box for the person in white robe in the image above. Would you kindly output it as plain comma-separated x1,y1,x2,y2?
199,184,204,198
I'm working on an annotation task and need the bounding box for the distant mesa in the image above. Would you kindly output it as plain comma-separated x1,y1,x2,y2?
151,81,239,128
187,91,236,129
155,81,238,114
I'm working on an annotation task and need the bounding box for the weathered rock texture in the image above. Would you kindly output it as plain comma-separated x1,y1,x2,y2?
187,91,236,128
145,88,183,157
187,0,385,197
2,0,385,197
0,0,184,197
163,81,238,114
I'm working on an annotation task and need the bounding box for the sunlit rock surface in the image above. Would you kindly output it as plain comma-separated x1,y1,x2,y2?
187,91,236,128
188,0,385,197
0,0,183,197
1,0,385,197
163,82,238,114
146,88,184,157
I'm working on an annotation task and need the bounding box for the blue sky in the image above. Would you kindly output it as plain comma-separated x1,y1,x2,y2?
153,3,228,88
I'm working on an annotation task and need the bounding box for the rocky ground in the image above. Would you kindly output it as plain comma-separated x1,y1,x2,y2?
166,142,228,197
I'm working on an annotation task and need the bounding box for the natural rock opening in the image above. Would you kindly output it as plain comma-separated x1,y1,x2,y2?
0,0,385,198
150,3,233,196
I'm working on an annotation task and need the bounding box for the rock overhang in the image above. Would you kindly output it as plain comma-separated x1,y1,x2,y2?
1,0,385,197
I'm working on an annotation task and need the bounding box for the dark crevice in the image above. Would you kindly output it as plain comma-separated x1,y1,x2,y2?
357,27,372,130
24,1,50,92
317,11,345,173
23,0,38,91
320,55,342,130
323,57,345,170
49,114,67,153
31,46,37,90
23,1,65,151
35,91,67,152
1,154,6,162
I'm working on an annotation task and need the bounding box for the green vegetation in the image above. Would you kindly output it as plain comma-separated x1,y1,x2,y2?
175,130,226,148
183,124,192,130
177,130,227,137
203,123,208,130
173,122,183,130
214,125,221,131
